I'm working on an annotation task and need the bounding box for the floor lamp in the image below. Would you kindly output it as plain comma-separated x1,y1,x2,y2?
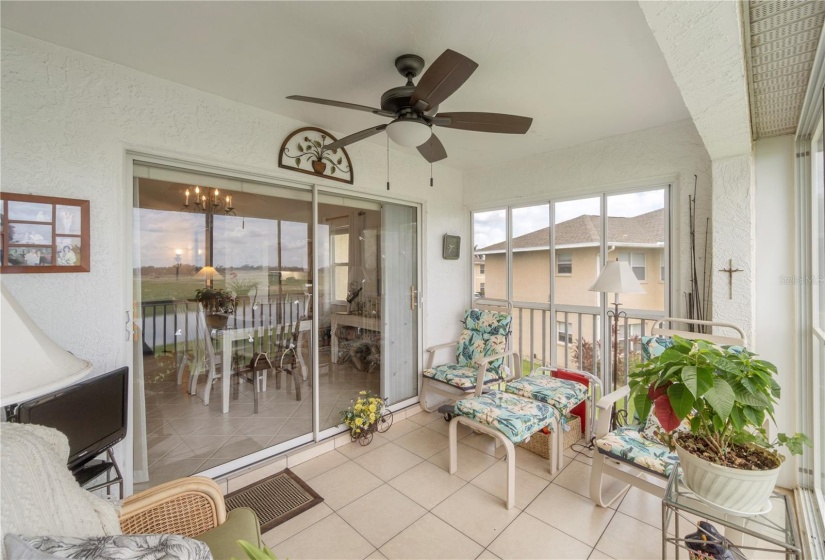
589,259,644,392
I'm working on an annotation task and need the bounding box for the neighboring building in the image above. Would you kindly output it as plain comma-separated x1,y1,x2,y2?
473,255,485,298
476,209,665,371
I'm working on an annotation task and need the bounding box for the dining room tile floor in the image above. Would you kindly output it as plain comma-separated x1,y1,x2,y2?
258,410,711,560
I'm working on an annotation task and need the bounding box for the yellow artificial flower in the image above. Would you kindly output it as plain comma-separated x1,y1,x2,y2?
369,403,376,413
369,413,376,422
355,417,364,426
360,391,367,395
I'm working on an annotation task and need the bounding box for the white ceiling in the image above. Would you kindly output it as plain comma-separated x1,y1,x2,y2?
1,1,691,170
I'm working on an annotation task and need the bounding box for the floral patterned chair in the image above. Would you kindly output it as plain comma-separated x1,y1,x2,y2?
420,304,519,413
589,318,746,507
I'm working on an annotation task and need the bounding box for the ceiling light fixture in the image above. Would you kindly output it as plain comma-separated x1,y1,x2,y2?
386,119,432,148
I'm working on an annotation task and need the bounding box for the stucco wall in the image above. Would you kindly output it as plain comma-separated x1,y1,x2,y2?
0,31,466,379
463,120,712,314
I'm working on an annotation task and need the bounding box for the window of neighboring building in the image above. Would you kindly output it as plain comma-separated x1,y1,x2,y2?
660,251,666,282
618,251,645,281
557,321,573,344
479,282,485,296
479,264,485,275
556,251,572,275
332,230,349,301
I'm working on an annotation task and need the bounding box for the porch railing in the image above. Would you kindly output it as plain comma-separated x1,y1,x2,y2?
510,302,666,392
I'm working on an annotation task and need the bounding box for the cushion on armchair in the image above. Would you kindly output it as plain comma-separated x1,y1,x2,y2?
0,423,122,544
4,534,212,560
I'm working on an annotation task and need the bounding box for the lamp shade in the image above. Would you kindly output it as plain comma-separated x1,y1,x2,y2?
386,119,432,147
589,260,645,294
0,284,93,407
195,266,223,281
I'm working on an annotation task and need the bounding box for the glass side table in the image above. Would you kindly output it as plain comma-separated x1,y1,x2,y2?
662,467,801,559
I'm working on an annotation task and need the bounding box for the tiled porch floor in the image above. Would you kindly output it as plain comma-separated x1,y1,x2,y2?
261,410,682,560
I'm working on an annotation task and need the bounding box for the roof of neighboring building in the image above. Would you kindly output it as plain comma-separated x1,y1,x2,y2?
478,208,664,253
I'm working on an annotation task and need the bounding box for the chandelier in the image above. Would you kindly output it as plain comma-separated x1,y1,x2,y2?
183,186,235,215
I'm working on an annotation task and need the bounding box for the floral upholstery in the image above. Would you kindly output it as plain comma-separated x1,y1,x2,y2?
455,330,507,376
641,336,674,360
595,426,679,477
454,390,558,444
504,374,587,416
641,406,692,444
422,364,504,390
462,309,512,336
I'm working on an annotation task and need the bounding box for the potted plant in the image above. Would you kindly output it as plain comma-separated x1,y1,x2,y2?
629,335,810,513
339,391,392,446
194,287,236,329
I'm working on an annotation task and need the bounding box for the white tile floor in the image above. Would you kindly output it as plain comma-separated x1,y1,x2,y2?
260,410,683,560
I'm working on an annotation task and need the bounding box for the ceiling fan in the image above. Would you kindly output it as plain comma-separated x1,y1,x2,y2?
286,49,533,163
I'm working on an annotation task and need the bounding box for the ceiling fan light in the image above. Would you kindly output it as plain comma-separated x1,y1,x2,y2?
386,120,432,147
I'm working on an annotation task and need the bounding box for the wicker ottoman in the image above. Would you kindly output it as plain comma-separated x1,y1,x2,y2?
518,415,582,459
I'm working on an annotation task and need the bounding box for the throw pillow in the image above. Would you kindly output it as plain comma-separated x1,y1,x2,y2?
4,534,213,560
641,335,673,361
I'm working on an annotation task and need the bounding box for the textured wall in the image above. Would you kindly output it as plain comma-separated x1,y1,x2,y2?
0,31,467,376
639,0,752,160
462,120,713,313
710,155,755,342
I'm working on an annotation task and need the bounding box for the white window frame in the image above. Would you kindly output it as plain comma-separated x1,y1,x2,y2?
556,251,572,275
557,320,573,344
618,251,646,281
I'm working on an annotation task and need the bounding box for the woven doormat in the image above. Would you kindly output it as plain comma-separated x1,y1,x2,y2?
224,469,323,532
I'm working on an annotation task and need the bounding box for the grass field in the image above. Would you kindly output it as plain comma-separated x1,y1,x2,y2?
139,269,308,302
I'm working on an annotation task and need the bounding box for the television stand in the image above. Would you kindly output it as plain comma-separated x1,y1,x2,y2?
72,448,123,499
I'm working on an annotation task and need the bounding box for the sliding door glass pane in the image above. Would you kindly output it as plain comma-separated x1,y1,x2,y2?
134,177,313,487
473,209,506,300
553,197,601,374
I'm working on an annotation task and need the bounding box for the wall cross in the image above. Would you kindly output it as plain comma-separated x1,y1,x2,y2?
719,259,743,300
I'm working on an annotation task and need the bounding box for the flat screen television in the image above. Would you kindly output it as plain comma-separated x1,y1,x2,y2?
16,366,128,472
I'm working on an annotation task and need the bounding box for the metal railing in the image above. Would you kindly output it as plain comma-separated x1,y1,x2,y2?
140,294,309,356
510,302,666,391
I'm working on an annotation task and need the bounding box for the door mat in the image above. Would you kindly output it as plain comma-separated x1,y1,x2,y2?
224,469,323,532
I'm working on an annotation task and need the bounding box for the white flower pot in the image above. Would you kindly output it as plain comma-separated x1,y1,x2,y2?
676,443,781,514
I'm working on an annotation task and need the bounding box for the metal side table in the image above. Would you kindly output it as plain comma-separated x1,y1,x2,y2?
662,467,801,559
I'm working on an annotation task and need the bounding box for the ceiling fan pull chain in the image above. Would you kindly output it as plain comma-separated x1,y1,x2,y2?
430,163,433,187
386,135,390,191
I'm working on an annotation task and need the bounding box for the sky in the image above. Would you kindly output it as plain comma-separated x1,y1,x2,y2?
473,188,665,250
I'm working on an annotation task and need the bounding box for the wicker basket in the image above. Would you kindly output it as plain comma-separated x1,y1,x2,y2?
518,416,582,459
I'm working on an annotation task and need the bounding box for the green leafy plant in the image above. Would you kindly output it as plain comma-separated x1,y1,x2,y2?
628,335,810,467
194,287,236,314
232,540,277,560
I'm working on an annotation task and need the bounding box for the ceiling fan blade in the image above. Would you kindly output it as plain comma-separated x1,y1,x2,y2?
286,95,395,118
325,124,388,151
410,50,478,112
417,133,448,163
435,112,533,134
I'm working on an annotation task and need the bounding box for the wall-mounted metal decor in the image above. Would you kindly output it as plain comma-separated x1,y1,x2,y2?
279,127,354,184
0,193,90,273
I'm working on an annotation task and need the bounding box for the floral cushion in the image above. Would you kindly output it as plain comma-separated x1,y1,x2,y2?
641,336,674,360
422,364,504,390
462,309,512,336
504,375,587,416
456,330,507,376
454,390,558,444
595,426,679,477
4,534,213,560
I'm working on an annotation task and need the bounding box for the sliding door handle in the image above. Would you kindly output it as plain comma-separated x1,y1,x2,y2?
410,286,418,310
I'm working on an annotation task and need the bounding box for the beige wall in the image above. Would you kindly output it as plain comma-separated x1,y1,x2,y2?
484,246,666,372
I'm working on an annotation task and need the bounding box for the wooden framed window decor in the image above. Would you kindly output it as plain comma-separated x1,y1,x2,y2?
0,193,90,273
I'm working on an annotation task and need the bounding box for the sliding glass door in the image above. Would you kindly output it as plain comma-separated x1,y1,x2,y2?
132,161,421,488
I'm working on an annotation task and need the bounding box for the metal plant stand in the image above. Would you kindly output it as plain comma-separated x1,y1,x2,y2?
662,467,801,559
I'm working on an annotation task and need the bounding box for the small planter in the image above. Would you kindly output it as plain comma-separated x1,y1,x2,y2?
205,313,229,329
348,408,394,446
676,442,781,514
